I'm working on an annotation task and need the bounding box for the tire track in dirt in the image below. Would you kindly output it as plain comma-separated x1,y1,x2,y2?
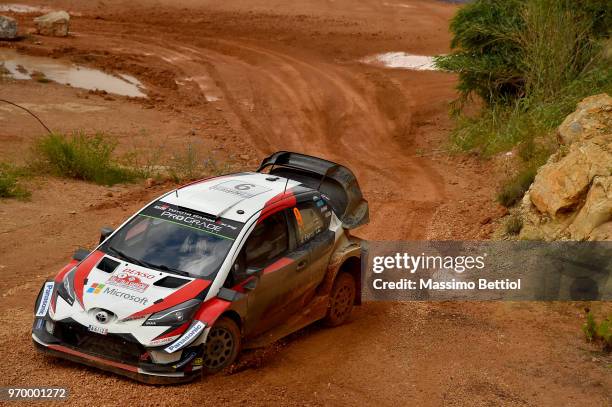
99,33,446,240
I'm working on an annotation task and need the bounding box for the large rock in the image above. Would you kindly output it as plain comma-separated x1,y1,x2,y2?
518,93,612,241
529,134,612,217
589,221,612,241
557,93,612,145
34,11,70,37
569,176,612,239
0,15,17,39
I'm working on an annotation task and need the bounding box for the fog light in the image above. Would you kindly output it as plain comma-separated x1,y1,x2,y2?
45,319,55,335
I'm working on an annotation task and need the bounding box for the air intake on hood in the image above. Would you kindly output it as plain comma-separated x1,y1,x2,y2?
97,257,120,273
154,276,190,289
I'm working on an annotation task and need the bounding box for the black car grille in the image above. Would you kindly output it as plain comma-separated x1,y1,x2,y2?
54,321,144,364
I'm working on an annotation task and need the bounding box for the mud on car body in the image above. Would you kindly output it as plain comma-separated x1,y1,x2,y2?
32,151,368,384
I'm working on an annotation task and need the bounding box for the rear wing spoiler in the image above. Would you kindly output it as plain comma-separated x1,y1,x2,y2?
257,151,369,229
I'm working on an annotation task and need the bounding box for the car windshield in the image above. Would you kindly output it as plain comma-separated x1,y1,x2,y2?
101,202,243,279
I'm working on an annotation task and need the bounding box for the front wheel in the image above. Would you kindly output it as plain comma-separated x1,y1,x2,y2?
201,317,241,374
323,272,356,327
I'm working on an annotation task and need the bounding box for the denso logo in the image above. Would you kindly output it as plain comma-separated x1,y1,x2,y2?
121,267,156,280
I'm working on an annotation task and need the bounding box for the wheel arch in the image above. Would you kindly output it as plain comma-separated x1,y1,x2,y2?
337,256,361,305
220,310,243,332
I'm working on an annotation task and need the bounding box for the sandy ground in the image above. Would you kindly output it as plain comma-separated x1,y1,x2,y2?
0,1,610,405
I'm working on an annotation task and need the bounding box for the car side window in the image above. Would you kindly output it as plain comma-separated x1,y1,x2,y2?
245,211,289,267
292,199,330,246
226,211,289,287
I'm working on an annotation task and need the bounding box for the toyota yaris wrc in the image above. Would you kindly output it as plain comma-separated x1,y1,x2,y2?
32,151,369,383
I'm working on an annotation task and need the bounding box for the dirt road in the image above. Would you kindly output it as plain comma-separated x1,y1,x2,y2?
0,1,610,405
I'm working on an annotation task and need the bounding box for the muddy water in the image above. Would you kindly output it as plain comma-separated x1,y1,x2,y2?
362,52,438,71
0,3,50,13
0,49,147,97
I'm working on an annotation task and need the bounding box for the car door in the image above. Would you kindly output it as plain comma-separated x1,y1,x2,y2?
287,195,335,306
231,210,308,338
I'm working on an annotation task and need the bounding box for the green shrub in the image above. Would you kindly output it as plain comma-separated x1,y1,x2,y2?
583,311,612,351
436,0,610,110
36,132,138,185
496,165,538,207
505,215,523,235
0,163,30,199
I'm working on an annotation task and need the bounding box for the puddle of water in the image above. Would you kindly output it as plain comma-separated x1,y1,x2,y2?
382,2,414,9
362,52,438,71
0,3,50,13
0,49,147,97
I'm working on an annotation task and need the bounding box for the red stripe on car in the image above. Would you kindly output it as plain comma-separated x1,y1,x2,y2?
74,250,106,305
128,279,211,319
194,298,231,326
153,321,190,340
258,190,296,223
263,257,293,275
54,260,78,283
48,344,138,372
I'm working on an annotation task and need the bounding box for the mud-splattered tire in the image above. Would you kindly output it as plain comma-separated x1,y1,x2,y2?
202,317,241,374
324,272,356,327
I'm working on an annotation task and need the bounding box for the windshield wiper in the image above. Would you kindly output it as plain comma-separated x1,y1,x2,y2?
106,246,189,277
106,246,148,268
141,262,189,277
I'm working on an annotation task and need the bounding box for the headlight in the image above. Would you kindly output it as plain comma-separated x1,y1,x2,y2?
143,299,201,326
56,266,77,306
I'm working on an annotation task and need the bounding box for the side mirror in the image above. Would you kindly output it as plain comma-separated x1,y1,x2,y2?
243,266,264,291
245,266,264,278
72,248,90,262
100,226,115,244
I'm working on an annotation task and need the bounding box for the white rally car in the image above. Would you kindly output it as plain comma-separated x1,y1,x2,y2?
32,151,368,383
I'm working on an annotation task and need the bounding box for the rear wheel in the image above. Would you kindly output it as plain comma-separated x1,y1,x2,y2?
324,272,356,327
201,317,241,374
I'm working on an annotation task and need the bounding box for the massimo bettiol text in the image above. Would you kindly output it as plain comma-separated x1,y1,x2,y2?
362,241,612,301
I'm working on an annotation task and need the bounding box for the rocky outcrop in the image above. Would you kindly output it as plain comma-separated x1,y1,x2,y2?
0,15,17,39
34,11,70,37
558,93,612,145
520,94,612,241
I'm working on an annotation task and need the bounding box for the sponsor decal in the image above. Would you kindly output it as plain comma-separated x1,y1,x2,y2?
102,287,149,305
164,321,206,353
172,351,197,369
193,357,203,366
149,335,180,347
88,324,108,335
211,180,271,198
86,283,105,294
107,269,150,293
88,282,149,305
35,282,54,317
139,202,243,240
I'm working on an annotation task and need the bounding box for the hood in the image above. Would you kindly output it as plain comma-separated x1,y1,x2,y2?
257,151,369,229
52,250,211,346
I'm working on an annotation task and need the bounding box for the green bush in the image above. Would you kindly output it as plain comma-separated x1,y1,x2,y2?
505,215,523,235
0,163,30,199
436,0,610,109
496,165,538,207
36,132,138,185
583,311,612,351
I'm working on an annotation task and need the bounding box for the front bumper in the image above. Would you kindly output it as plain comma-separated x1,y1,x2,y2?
32,318,203,385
